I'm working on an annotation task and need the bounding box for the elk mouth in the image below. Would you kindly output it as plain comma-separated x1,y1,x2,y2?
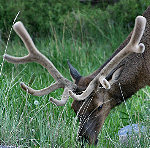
77,115,100,145
71,99,102,145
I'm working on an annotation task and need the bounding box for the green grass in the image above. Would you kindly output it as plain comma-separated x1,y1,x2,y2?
0,22,149,148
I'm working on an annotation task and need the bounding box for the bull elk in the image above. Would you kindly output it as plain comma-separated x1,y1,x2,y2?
4,7,150,145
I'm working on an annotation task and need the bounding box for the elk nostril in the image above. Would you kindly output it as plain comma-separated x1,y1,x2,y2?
95,139,98,145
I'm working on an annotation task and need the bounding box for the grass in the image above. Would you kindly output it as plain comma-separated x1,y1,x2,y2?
0,20,149,148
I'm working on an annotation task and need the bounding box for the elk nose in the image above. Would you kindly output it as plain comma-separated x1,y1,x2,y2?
95,139,98,145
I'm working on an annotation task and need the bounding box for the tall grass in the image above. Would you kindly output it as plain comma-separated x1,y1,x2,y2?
0,17,149,147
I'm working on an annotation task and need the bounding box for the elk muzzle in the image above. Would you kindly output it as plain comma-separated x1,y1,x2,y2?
77,110,108,145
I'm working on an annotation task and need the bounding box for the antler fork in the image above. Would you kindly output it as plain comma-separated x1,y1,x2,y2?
4,21,76,106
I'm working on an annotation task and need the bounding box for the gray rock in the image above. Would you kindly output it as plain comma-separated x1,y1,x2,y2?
118,124,147,144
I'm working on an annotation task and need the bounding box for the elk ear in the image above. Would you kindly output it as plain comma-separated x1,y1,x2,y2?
109,66,124,84
68,60,82,83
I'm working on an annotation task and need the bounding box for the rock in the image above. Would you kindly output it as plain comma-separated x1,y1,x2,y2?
118,124,147,144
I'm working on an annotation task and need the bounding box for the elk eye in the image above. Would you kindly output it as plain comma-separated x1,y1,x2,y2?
98,104,103,111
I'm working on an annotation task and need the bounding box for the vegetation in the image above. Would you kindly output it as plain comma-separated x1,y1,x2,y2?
0,0,150,40
0,0,150,147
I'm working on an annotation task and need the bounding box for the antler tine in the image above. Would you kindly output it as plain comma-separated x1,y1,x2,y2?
20,81,62,96
4,21,63,80
4,54,32,64
4,21,76,106
50,87,70,106
69,16,146,101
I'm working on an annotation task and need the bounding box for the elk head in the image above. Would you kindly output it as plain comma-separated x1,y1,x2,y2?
4,13,148,145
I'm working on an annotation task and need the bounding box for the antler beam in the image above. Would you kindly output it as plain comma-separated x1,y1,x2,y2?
69,16,146,101
4,21,76,106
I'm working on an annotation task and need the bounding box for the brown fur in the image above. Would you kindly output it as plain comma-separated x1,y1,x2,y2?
71,6,150,145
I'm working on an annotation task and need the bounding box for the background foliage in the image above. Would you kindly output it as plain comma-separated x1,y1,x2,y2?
0,0,150,40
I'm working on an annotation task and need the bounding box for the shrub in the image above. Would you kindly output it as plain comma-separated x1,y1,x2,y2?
0,0,150,41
